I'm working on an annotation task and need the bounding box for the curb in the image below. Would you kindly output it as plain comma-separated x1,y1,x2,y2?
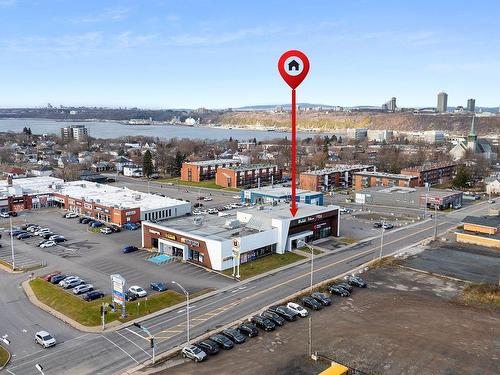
0,344,11,372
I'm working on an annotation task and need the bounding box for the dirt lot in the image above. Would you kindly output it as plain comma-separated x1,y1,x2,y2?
156,266,499,375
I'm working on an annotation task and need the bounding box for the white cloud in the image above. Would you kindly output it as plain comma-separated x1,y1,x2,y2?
0,0,16,7
76,7,129,23
0,32,104,54
115,32,157,48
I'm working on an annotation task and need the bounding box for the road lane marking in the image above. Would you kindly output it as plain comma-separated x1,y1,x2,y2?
101,335,139,364
124,328,149,342
114,331,151,358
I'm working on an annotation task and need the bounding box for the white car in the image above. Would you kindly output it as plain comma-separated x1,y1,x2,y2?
286,302,309,317
192,210,202,215
203,197,213,201
207,208,218,214
34,330,56,348
128,285,147,298
100,227,113,234
182,345,207,362
63,278,84,289
40,240,56,248
59,276,80,288
65,212,78,218
0,212,9,218
34,228,50,235
73,284,93,295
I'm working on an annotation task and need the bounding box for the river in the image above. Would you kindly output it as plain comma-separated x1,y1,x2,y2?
0,118,332,141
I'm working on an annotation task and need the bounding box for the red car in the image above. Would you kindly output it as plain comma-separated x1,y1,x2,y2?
43,272,61,282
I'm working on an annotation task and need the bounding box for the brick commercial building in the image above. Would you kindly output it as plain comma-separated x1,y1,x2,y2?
299,164,374,192
0,176,190,225
181,159,240,182
216,164,282,189
353,171,419,190
400,162,457,186
142,203,340,271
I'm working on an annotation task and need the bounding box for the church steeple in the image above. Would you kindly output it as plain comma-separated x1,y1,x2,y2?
467,116,477,142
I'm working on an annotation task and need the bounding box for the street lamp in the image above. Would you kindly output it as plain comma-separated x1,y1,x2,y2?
297,239,314,292
35,363,45,375
171,281,190,345
9,215,16,271
133,322,156,364
379,220,385,260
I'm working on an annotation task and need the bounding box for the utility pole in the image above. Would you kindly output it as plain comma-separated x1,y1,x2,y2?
433,204,438,240
172,281,190,345
9,215,15,271
308,316,312,357
379,220,385,260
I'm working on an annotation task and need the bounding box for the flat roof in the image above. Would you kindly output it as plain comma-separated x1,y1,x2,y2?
148,202,339,241
302,164,374,176
185,159,238,167
401,162,457,173
222,164,277,172
360,186,463,197
354,171,417,180
56,181,189,211
462,215,500,228
0,176,64,196
245,185,320,197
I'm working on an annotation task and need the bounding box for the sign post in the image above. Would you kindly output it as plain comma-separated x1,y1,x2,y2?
232,239,240,279
111,274,126,319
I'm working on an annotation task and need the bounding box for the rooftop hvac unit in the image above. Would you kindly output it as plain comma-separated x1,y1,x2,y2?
224,219,240,229
80,183,86,188
193,216,203,225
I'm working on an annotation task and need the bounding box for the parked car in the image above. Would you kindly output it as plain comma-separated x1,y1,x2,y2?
17,233,32,240
34,331,56,348
110,225,121,233
40,240,57,248
150,282,168,292
43,272,61,282
347,275,367,288
10,230,25,236
42,232,55,239
382,223,394,230
122,223,139,230
269,305,299,321
193,203,203,208
311,292,332,306
79,217,90,224
238,322,259,337
207,208,218,214
222,328,246,344
250,315,276,331
53,236,67,243
197,196,205,201
100,227,113,235
65,212,78,219
196,339,220,355
82,290,104,301
27,226,41,233
62,278,84,289
122,245,139,254
50,274,67,284
58,276,80,288
0,212,10,218
73,284,94,295
203,197,213,202
337,282,354,293
328,284,351,297
125,291,137,301
373,222,383,228
209,334,234,350
34,228,50,235
260,310,286,326
90,221,104,228
181,345,207,362
128,285,147,298
21,223,36,230
286,302,309,317
301,296,323,310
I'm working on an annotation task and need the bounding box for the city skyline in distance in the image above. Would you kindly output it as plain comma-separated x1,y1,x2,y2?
0,0,499,109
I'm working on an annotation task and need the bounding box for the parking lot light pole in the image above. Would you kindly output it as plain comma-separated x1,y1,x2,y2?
172,281,190,345
9,215,15,271
133,322,155,364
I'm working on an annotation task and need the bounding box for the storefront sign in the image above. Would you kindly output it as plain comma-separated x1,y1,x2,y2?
76,201,82,206
297,218,306,224
111,274,126,306
181,238,199,247
149,229,160,235
84,203,92,209
314,222,328,230
166,233,176,240
125,210,136,216
68,199,75,205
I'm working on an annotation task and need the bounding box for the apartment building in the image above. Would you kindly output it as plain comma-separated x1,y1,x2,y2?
299,164,374,192
215,164,282,189
400,162,457,186
180,159,241,182
353,171,419,190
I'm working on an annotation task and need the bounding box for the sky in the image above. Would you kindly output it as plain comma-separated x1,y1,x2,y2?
0,0,499,109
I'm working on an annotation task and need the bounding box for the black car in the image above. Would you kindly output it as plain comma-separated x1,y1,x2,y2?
251,315,276,331
80,218,91,224
110,225,121,233
373,222,383,228
337,282,354,293
209,334,234,350
17,233,33,240
83,290,104,302
348,275,367,288
50,274,66,284
269,306,298,321
311,292,332,306
328,285,351,297
193,203,203,208
261,310,286,326
196,339,220,355
222,328,246,344
53,236,67,243
238,322,259,337
301,296,323,310
21,223,35,230
42,233,55,239
125,291,137,302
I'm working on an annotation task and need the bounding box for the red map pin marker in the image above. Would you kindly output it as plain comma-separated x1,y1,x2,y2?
278,50,310,89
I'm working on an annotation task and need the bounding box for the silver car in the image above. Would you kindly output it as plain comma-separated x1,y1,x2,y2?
35,330,56,348
73,284,93,295
181,345,207,362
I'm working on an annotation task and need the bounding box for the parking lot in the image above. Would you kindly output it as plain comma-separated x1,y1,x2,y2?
0,209,233,300
159,265,499,375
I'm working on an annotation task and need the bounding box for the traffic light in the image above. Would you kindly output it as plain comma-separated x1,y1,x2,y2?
133,322,141,329
150,337,154,349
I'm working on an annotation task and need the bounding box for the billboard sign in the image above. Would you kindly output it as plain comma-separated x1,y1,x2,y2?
111,274,126,306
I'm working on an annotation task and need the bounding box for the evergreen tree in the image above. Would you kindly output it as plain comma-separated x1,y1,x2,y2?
143,150,154,178
453,165,471,188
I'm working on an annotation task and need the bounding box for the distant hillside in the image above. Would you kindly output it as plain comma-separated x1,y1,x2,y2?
216,111,500,135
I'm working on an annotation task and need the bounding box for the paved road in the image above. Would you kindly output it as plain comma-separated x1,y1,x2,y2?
2,200,497,375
